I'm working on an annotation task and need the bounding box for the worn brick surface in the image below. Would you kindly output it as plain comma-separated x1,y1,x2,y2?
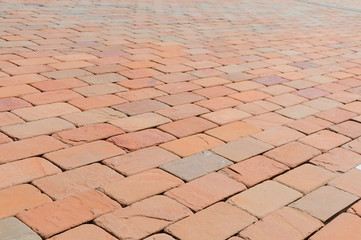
1,0,361,237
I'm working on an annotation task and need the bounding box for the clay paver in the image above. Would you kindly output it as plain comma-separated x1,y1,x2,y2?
0,217,42,240
291,186,359,222
228,180,302,218
1,0,361,238
160,151,232,181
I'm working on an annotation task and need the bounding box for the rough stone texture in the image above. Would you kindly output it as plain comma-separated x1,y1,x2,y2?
0,136,66,164
160,151,232,181
100,169,183,205
104,146,180,176
165,172,245,211
17,190,120,238
165,202,257,240
240,207,323,240
48,224,117,240
291,186,359,222
0,157,61,190
329,169,361,197
95,195,192,239
44,141,125,170
228,181,302,218
0,184,52,219
309,213,361,240
33,164,124,200
0,217,42,240
212,137,274,162
275,164,336,194
229,155,289,187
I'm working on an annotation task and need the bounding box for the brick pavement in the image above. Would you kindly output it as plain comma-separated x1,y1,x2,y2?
0,0,360,239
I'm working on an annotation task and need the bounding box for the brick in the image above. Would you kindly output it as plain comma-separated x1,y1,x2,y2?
205,121,262,142
275,164,336,194
0,132,12,144
267,93,307,107
212,136,273,162
265,142,321,167
144,234,175,240
202,108,251,125
254,75,288,85
156,82,201,94
243,112,292,130
104,146,180,176
101,169,183,205
1,117,74,139
109,112,171,132
0,135,66,164
53,123,124,145
42,69,92,79
54,53,97,61
329,120,361,138
0,157,60,190
30,78,88,91
0,184,51,219
166,172,245,211
34,163,124,200
316,108,357,123
237,100,282,115
226,81,264,91
341,102,361,114
17,190,120,238
311,148,361,173
329,169,361,197
349,201,361,216
0,97,31,111
296,87,329,99
156,103,209,121
113,99,169,115
119,68,163,79
118,77,163,89
156,92,205,106
48,224,117,240
158,117,217,138
193,86,237,99
0,217,41,240
196,97,241,111
61,108,126,126
309,213,361,240
287,116,332,134
191,77,231,87
73,83,127,97
276,104,319,119
343,138,361,154
303,97,342,111
95,195,192,239
48,60,94,70
161,151,232,181
12,102,80,121
229,156,289,187
300,130,351,152
44,141,124,170
252,126,305,146
109,129,176,151
240,207,323,240
69,94,126,110
166,202,256,240
117,87,166,101
291,186,358,222
2,65,54,75
22,89,83,105
160,134,224,157
0,84,39,98
230,90,271,102
228,181,302,218
0,112,24,127
154,72,196,83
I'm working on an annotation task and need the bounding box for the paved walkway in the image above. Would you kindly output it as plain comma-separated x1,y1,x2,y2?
0,0,361,239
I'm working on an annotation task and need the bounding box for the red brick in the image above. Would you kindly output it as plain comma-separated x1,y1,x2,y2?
101,169,183,205
68,94,126,110
44,141,124,170
0,184,52,219
22,90,83,105
17,190,120,238
30,78,88,91
300,130,351,152
109,129,176,151
48,224,117,240
0,97,31,111
0,135,66,164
